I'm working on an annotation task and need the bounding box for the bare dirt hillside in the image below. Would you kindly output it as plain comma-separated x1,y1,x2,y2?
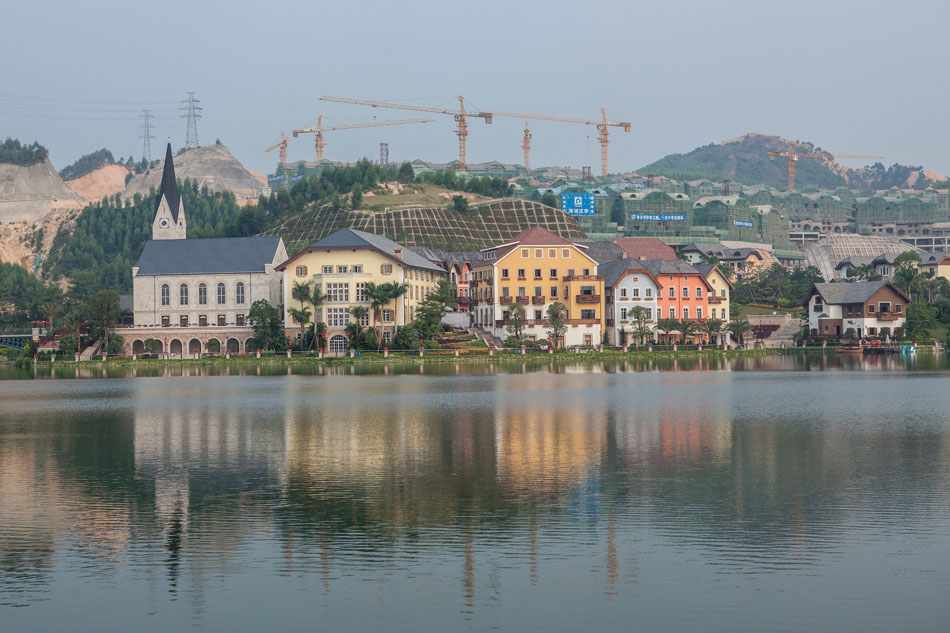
0,158,82,224
66,164,130,203
124,144,262,204
0,206,78,270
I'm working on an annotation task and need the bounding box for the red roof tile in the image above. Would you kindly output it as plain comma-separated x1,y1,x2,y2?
508,226,577,246
613,238,677,261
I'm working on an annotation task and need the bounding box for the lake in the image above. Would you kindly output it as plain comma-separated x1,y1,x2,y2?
1,352,949,631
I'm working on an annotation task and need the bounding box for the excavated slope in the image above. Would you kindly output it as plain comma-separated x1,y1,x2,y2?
0,158,82,224
66,164,130,203
124,144,262,202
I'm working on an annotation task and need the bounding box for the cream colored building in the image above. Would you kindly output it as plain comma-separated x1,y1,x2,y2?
696,263,733,322
277,229,446,352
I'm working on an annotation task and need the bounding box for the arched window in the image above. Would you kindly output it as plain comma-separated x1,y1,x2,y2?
180,284,189,305
161,284,170,306
198,283,207,305
236,282,245,304
217,283,226,304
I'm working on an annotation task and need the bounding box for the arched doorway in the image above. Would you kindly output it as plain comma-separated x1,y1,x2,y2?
226,338,241,354
245,338,258,353
188,338,201,355
206,338,221,353
169,339,183,356
329,334,348,355
132,340,145,354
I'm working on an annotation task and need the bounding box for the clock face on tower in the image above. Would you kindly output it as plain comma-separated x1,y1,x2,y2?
159,218,170,229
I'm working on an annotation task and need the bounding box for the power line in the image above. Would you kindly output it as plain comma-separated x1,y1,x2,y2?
181,92,202,149
139,110,155,161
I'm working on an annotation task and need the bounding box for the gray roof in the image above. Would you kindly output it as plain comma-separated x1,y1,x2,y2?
136,236,282,275
310,229,444,272
682,242,758,261
811,280,901,305
598,258,653,288
408,246,482,266
641,258,702,278
574,239,624,263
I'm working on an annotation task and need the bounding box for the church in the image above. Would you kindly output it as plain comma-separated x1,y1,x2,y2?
119,142,287,356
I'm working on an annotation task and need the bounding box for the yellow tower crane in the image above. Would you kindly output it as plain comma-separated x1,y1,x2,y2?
292,116,434,163
487,107,631,177
264,132,289,164
768,141,882,191
320,96,492,171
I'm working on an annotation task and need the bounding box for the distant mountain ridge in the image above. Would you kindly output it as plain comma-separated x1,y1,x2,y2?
637,133,938,191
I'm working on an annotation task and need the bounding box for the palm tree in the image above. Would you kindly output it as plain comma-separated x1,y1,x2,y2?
64,303,84,356
307,285,327,350
384,281,409,342
287,305,311,350
363,282,389,349
349,305,369,347
674,319,701,345
701,318,723,345
725,319,753,347
656,318,679,344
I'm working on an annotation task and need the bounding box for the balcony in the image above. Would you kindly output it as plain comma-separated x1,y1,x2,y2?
516,296,530,305
878,311,901,321
708,296,725,304
500,296,513,304
575,294,601,304
532,296,546,305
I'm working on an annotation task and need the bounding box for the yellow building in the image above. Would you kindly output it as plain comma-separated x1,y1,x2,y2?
922,252,950,281
470,227,604,347
277,229,445,352
696,263,733,323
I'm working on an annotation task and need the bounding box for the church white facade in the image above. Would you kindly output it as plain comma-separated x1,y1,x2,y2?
119,142,287,357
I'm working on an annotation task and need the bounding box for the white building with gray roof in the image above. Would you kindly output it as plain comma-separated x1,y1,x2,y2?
119,142,287,356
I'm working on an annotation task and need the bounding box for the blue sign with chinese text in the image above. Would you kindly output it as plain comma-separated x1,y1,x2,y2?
733,219,754,228
631,214,686,221
561,193,596,216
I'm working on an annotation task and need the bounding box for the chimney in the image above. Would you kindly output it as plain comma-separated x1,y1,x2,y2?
393,248,403,259
621,251,628,259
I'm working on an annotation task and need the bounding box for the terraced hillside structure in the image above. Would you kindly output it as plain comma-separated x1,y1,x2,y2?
267,198,586,255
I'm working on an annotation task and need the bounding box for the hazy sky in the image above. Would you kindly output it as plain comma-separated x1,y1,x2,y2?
3,0,948,176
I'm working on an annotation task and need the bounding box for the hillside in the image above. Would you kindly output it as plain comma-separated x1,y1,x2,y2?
637,133,930,191
66,163,130,203
124,144,262,203
267,198,586,254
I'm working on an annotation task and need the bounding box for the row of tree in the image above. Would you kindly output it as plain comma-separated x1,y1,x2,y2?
0,138,48,166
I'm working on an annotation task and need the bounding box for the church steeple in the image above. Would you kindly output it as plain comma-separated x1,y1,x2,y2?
151,140,186,240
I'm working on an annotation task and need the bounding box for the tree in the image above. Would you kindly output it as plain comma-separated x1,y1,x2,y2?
629,306,652,345
905,302,936,340
452,195,469,212
64,303,85,355
656,318,679,344
384,281,408,340
701,318,723,345
506,302,527,341
725,319,753,346
674,319,701,344
540,191,559,208
397,162,415,184
88,290,120,347
349,305,369,348
364,282,389,349
545,302,567,348
287,306,312,350
351,184,363,209
307,284,327,350
248,299,283,351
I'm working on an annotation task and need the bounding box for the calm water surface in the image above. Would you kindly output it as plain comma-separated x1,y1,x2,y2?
1,353,949,632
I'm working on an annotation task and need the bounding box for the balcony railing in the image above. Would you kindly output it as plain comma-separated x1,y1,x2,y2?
575,294,601,304
516,296,530,305
532,296,546,305
878,312,901,321
500,296,513,304
563,275,603,282
708,296,725,304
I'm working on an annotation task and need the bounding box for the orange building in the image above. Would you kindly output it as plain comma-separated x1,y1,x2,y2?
641,259,713,340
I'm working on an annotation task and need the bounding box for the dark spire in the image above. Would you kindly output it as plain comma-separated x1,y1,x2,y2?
155,141,181,223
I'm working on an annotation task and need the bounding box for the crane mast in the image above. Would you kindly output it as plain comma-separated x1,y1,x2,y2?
768,141,882,191
292,116,433,163
321,95,492,171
